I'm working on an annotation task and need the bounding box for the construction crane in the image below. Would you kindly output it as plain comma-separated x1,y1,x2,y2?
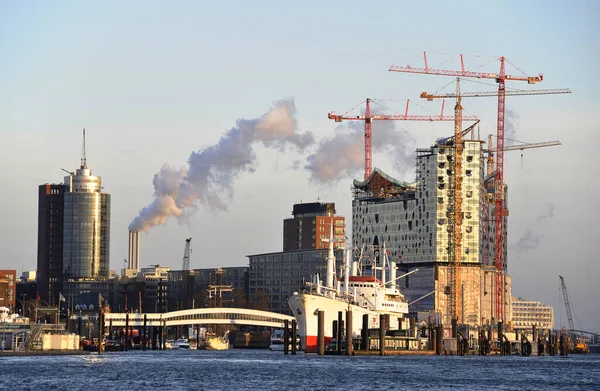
182,237,192,271
485,138,562,176
328,98,478,180
391,52,570,322
559,275,575,331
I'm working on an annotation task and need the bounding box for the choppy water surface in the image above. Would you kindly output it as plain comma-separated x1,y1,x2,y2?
1,350,599,391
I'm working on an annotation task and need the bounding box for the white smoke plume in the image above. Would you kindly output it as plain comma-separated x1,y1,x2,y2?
505,109,519,142
514,201,555,253
305,120,416,183
129,99,314,232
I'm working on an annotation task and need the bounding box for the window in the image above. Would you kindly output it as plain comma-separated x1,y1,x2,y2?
466,156,473,162
437,197,444,204
466,170,472,177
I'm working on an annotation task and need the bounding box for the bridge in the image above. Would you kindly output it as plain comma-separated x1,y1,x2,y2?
103,308,295,329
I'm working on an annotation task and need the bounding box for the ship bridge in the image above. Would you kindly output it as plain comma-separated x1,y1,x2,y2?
103,308,295,328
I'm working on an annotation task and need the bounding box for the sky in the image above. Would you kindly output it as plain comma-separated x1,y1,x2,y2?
1,0,598,331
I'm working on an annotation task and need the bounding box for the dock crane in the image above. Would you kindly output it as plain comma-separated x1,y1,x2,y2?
559,275,575,332
391,52,570,323
559,275,590,353
328,98,478,180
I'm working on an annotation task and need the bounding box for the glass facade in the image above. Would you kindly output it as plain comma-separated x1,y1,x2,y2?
248,249,345,314
63,191,111,279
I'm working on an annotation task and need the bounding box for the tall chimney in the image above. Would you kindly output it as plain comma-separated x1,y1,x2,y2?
128,230,140,271
128,231,133,269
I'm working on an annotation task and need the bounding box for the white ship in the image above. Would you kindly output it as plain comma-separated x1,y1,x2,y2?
288,224,415,353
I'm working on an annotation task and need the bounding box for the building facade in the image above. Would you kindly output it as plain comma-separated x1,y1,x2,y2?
283,202,345,251
0,270,16,310
351,137,511,327
37,184,67,305
511,297,554,330
247,249,345,314
62,162,111,280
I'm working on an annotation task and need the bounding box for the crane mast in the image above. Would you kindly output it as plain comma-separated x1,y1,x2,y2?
449,78,463,328
328,98,477,180
559,275,575,331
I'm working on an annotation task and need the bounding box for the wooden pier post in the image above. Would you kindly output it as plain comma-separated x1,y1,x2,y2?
317,311,325,356
435,325,443,355
143,314,147,351
379,314,386,356
291,320,297,355
346,310,353,356
337,311,343,353
125,313,129,352
361,314,369,351
284,319,289,355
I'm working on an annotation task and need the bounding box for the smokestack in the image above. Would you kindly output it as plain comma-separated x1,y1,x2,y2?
128,231,133,269
128,231,140,271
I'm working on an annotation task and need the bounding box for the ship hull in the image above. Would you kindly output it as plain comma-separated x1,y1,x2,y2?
288,293,407,353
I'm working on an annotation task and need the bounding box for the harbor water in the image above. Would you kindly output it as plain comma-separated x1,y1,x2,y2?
1,350,598,390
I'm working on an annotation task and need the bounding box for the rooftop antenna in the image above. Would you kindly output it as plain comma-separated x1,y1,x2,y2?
81,128,87,169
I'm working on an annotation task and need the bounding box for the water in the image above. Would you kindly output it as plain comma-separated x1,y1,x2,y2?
1,350,599,391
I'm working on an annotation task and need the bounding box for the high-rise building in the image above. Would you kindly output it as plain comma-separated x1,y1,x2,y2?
37,130,111,306
37,184,67,305
283,202,345,251
351,137,511,327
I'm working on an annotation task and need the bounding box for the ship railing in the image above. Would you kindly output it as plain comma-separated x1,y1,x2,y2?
304,282,355,304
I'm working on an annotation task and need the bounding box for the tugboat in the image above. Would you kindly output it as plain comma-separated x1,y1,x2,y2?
288,224,414,353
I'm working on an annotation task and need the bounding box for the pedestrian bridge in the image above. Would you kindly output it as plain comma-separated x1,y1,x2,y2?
103,308,295,329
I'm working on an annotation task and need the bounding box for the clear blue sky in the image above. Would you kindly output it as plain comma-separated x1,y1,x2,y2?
1,0,598,330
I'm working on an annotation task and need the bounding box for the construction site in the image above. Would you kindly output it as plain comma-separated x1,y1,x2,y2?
328,52,572,351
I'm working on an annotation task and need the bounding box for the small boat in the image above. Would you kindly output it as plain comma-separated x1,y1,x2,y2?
205,331,230,351
172,338,190,349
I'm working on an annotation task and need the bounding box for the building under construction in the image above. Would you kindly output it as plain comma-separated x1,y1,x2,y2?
352,135,512,328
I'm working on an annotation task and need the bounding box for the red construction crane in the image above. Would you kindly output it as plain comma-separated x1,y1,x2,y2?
328,98,478,180
391,52,567,323
398,52,568,321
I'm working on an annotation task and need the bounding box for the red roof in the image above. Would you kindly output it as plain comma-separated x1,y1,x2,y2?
347,276,381,283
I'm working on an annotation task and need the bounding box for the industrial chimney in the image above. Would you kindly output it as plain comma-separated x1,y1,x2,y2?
128,230,140,272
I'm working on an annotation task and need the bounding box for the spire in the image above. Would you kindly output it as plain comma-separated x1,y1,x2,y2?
81,128,87,169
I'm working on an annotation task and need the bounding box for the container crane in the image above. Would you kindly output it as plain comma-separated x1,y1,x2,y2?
328,98,478,180
391,51,571,322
